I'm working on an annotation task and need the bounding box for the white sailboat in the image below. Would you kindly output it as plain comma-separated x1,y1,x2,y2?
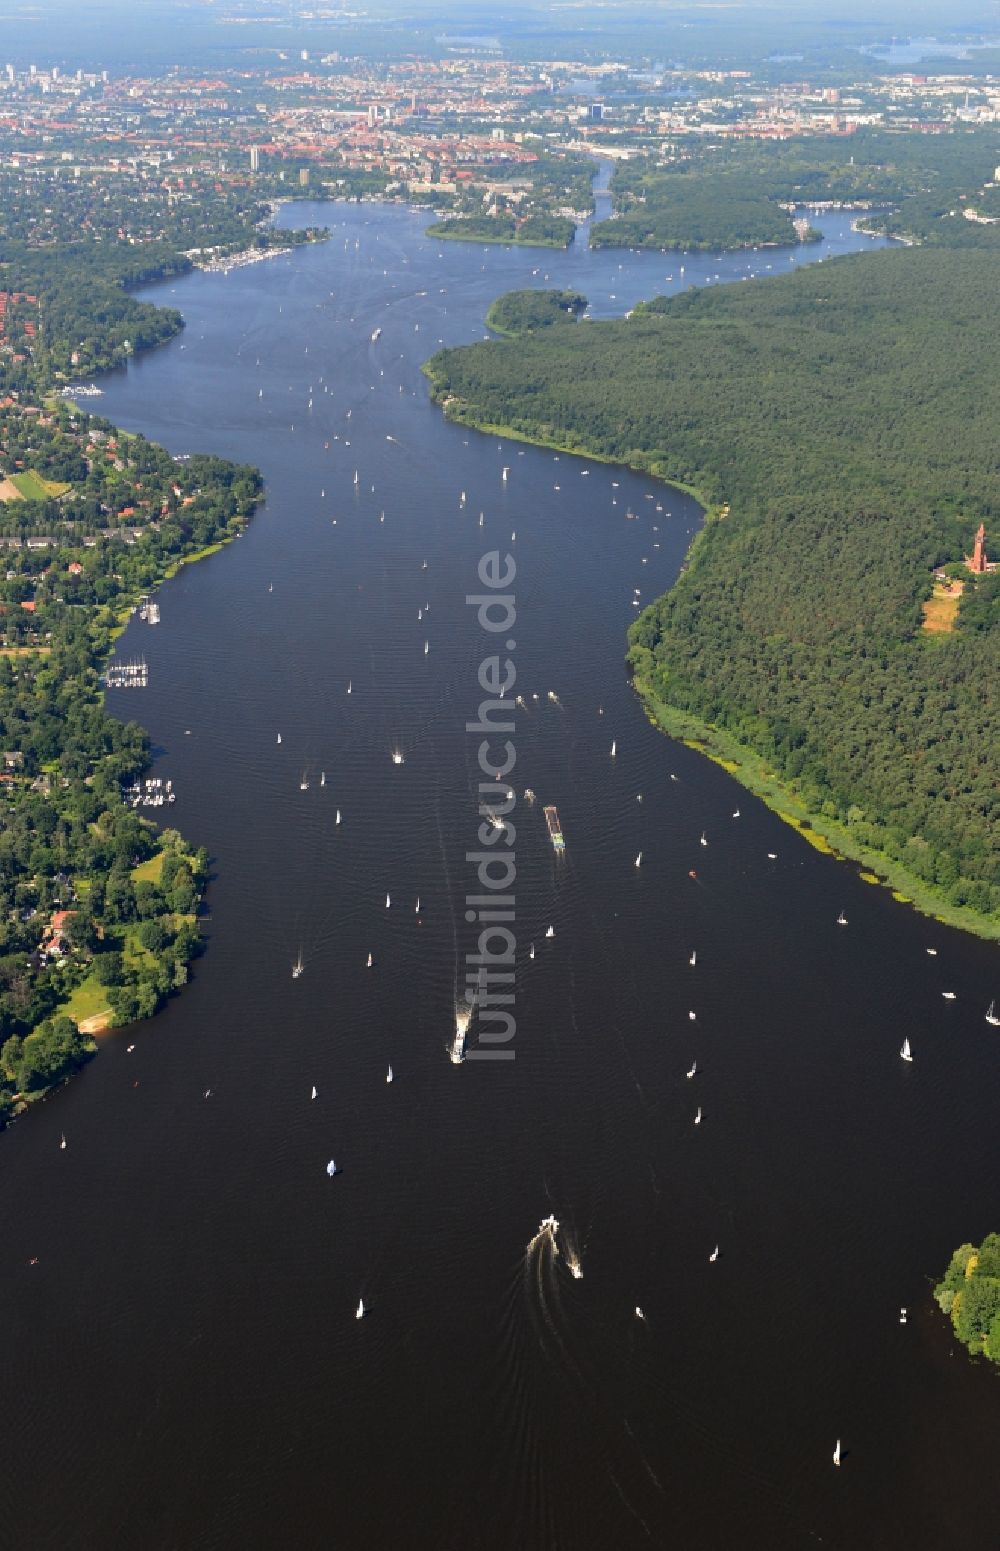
688,1010,697,1022
837,912,848,926
292,952,304,980
529,943,535,959
311,1086,317,1100
700,831,708,847
326,1159,338,1176
424,641,429,655
709,1245,719,1263
694,1107,702,1125
689,950,697,966
833,1440,841,1468
900,1037,913,1063
545,925,555,939
732,809,740,818
385,893,391,909
320,772,326,787
300,775,308,791
610,740,616,757
59,1133,67,1150
335,809,342,825
366,952,373,968
634,852,642,868
356,1298,365,1320
686,1061,697,1079
985,1001,999,1027
347,680,352,694
415,897,421,913
634,1306,645,1320
386,1065,393,1084
276,733,282,744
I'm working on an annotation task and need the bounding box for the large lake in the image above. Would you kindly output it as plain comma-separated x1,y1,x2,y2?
1,196,998,1549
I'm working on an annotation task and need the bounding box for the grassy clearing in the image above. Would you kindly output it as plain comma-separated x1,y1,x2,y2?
11,470,71,501
921,579,963,633
131,852,165,884
61,974,112,1028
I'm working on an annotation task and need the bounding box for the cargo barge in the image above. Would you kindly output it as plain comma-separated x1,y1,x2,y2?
544,805,565,850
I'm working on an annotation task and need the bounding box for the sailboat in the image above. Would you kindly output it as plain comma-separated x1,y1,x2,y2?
689,950,697,966
320,772,326,787
335,809,341,826
634,852,642,868
900,1038,913,1063
634,1306,645,1320
688,1010,697,1022
424,641,429,655
833,1440,841,1468
385,893,391,908
300,775,308,791
277,733,282,744
59,1133,67,1150
326,1159,338,1176
610,740,616,757
386,1065,393,1084
356,1299,365,1320
347,680,352,694
529,943,535,959
686,1061,697,1079
694,1107,702,1125
700,832,708,847
366,953,373,968
545,925,555,939
311,1086,317,1101
292,952,304,980
353,470,359,485
837,912,848,926
709,1246,719,1263
732,809,740,818
986,1001,999,1027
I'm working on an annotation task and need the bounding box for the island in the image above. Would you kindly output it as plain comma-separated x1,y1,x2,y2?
486,289,588,337
935,1235,1000,1363
424,246,1000,939
425,213,576,249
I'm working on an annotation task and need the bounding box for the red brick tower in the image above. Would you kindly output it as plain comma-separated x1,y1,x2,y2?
968,522,988,574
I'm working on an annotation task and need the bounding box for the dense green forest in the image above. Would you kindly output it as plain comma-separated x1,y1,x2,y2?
591,130,1000,253
486,289,587,337
426,213,576,248
425,249,1000,931
591,164,809,251
935,1235,1000,1363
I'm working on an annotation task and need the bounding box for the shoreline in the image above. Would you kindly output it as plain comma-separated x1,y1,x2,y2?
425,382,998,944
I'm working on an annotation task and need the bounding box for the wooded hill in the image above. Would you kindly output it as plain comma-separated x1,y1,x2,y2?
425,248,1000,927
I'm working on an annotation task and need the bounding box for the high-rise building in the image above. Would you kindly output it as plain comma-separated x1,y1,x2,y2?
249,145,261,173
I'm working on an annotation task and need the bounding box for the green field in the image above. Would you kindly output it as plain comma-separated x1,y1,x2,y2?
11,469,71,500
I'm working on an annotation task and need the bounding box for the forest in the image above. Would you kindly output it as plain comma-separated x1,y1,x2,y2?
935,1235,1000,1364
486,289,587,336
425,248,1000,931
590,129,1000,253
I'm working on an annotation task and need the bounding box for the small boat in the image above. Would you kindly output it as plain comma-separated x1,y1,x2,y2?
392,751,404,765
367,953,373,968
415,897,421,913
59,1133,67,1150
709,1246,719,1263
986,1001,1000,1027
326,1160,338,1176
926,948,937,956
635,852,642,868
356,1299,365,1320
311,1086,317,1101
336,809,342,825
610,740,616,757
386,1065,393,1084
545,926,554,939
529,943,535,959
732,809,740,818
385,893,391,909
634,1306,645,1320
899,1307,908,1324
277,733,282,744
347,681,352,694
424,641,429,655
767,852,777,860
689,951,696,967
688,870,698,880
700,832,707,847
686,1061,697,1079
694,1107,702,1125
833,1440,841,1468
837,912,848,926
942,991,957,1001
292,953,304,980
320,772,326,787
900,1038,913,1063
300,776,308,791
688,1010,697,1022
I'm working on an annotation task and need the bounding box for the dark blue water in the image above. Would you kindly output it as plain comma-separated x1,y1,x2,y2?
0,202,997,1550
